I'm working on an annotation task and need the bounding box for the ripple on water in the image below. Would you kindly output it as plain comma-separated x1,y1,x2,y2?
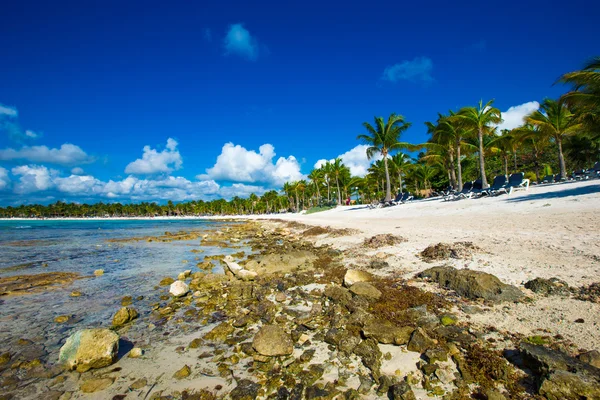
0,219,248,364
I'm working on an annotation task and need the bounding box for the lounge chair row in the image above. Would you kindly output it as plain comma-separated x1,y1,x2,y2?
444,173,530,201
368,192,414,209
542,162,600,183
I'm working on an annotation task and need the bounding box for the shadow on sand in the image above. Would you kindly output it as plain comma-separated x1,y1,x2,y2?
505,181,600,203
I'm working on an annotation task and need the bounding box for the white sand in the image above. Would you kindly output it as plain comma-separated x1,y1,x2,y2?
243,179,600,350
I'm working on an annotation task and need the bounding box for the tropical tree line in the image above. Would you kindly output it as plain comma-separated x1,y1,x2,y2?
1,57,598,218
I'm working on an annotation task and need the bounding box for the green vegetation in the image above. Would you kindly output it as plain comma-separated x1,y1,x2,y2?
1,56,599,218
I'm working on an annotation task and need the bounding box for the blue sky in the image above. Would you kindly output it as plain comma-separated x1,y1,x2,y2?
0,0,598,205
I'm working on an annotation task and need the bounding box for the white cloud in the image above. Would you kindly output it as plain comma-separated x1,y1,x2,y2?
218,183,267,199
314,145,383,177
0,144,94,166
382,57,433,83
24,130,39,138
0,167,9,191
201,142,304,186
0,104,18,117
11,165,59,194
71,167,84,175
496,101,540,132
124,138,183,175
223,23,260,61
55,174,105,194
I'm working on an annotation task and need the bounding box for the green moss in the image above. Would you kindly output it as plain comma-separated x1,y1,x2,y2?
524,335,548,345
440,315,457,326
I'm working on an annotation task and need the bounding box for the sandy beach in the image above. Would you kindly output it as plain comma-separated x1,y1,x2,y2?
242,179,600,350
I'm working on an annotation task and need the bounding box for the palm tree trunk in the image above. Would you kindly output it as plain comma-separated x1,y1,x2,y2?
513,151,517,172
383,156,392,202
295,191,299,212
557,136,567,180
336,178,342,205
478,128,489,188
398,172,403,194
504,155,508,177
326,182,331,201
449,152,457,189
533,149,540,183
456,138,463,191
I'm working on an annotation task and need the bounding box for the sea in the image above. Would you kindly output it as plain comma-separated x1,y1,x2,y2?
0,219,244,364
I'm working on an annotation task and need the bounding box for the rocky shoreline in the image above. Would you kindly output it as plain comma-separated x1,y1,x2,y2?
1,220,599,399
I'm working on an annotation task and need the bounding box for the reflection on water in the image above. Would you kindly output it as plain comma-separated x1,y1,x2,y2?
0,219,245,363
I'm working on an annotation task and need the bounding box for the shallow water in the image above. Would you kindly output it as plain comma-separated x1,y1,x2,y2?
0,219,245,363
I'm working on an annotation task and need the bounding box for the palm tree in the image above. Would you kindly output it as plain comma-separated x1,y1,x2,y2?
526,98,582,180
455,100,502,188
389,153,411,194
489,130,520,177
513,123,550,183
358,113,412,202
558,56,600,137
308,168,323,204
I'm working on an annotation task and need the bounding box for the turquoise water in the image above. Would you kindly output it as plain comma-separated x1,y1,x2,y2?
0,219,243,364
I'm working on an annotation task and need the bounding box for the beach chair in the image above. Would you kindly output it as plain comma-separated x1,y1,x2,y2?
497,172,530,195
446,181,473,201
542,175,554,184
554,173,564,183
482,175,508,196
389,192,403,206
585,162,600,179
467,179,484,198
572,169,587,180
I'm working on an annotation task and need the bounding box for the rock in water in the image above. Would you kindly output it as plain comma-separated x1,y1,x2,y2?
252,325,293,356
93,269,104,276
223,256,258,281
169,280,189,297
59,328,119,372
173,365,191,379
80,377,115,393
418,266,524,303
344,270,374,287
112,306,139,327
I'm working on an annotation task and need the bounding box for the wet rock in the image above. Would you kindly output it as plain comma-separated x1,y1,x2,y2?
70,291,82,297
362,320,414,345
0,352,11,365
204,322,234,341
390,381,416,400
354,339,382,381
253,325,294,356
407,327,436,353
343,270,374,287
80,377,115,393
324,285,352,307
112,306,138,327
169,280,189,297
424,347,448,363
540,370,600,399
418,266,524,303
128,347,143,358
230,379,260,400
324,328,361,354
159,277,175,286
275,292,287,302
173,364,191,379
524,277,570,296
93,269,104,276
349,282,382,301
521,342,600,399
120,296,132,306
0,272,81,296
59,328,119,372
129,377,147,390
578,350,600,368
224,256,258,281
